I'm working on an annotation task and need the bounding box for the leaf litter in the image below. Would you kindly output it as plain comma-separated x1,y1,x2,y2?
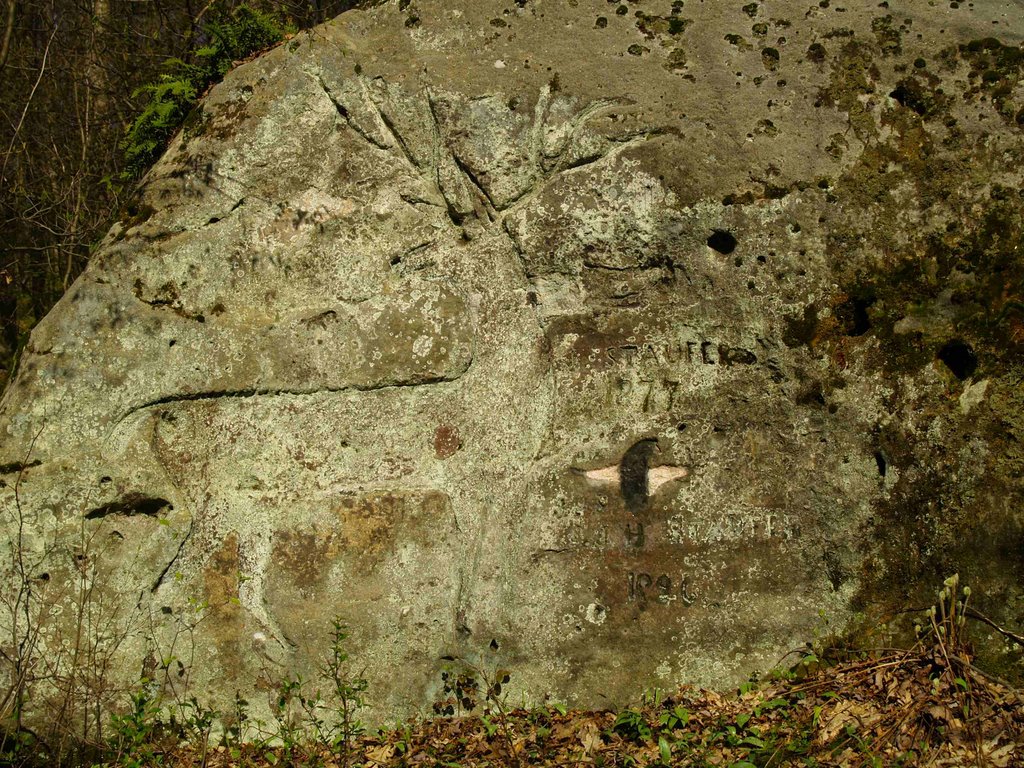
87,577,1024,766
166,641,1022,767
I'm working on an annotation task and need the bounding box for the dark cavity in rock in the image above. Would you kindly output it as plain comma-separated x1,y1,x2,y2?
85,493,173,520
837,294,874,336
707,229,737,254
783,304,818,348
937,339,978,380
874,450,888,477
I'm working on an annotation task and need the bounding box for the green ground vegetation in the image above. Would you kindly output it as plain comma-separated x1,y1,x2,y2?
2,577,1021,767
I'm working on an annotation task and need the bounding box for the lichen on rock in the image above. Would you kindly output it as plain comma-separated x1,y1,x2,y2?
1,0,1022,729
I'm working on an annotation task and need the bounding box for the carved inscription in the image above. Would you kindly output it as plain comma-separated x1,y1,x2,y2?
601,339,763,367
604,341,775,412
612,377,683,412
573,334,785,413
567,443,735,616
624,522,645,548
579,439,700,610
627,572,696,607
667,511,801,544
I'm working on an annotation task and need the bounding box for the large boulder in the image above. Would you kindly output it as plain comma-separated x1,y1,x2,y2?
2,0,1022,728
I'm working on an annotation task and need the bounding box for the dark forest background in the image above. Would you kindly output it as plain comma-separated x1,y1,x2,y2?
0,0,378,386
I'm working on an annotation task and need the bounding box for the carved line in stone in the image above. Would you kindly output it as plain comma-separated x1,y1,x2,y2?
315,73,660,242
112,187,293,259
147,412,194,596
451,153,498,222
315,73,388,151
314,74,461,229
111,369,468,432
424,91,481,229
152,411,292,655
148,516,192,595
0,459,42,476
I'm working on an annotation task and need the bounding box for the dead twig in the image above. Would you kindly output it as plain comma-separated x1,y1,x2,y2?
965,607,1024,647
0,0,14,72
1,20,58,185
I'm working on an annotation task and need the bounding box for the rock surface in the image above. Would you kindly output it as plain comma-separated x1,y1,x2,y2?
1,0,1023,725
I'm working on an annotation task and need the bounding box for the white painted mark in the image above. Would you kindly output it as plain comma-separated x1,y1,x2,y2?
580,464,688,495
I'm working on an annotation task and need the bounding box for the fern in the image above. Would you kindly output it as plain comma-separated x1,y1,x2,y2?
120,6,286,180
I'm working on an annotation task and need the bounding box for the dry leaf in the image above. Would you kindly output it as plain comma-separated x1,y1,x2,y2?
579,721,602,754
983,737,1017,768
365,743,395,765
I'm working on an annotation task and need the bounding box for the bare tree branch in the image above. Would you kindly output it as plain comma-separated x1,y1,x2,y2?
0,0,15,73
1,20,58,186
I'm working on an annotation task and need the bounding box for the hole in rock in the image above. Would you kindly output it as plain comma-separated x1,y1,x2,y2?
707,229,737,254
874,450,888,477
85,494,172,520
783,303,819,348
836,295,874,336
937,339,977,380
890,82,928,116
849,297,873,335
0,459,41,475
796,381,827,407
489,638,500,650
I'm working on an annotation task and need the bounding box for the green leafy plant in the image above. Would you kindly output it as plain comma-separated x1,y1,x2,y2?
434,669,480,717
480,713,500,738
640,687,665,707
265,618,369,768
322,618,368,768
659,703,690,732
169,695,216,766
221,692,250,762
657,734,672,765
270,676,305,764
480,667,518,768
107,685,165,768
612,708,652,743
120,6,286,179
433,656,520,768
